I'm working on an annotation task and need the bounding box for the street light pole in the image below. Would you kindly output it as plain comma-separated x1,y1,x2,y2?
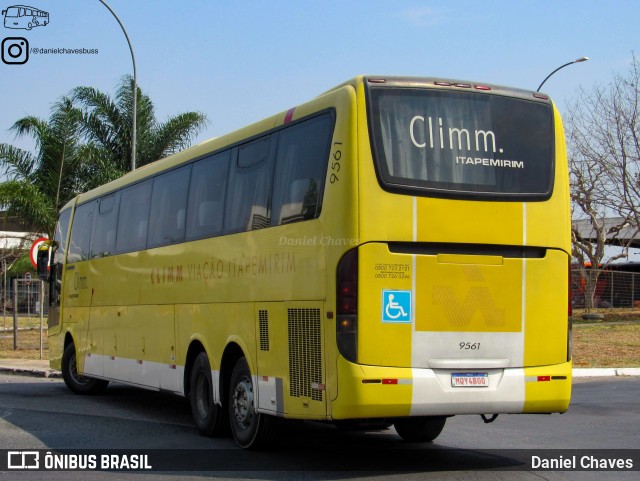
98,0,137,171
537,57,589,92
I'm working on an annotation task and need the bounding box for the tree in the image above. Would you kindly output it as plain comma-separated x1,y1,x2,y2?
72,75,208,171
0,79,207,277
0,98,92,237
0,232,32,275
567,54,640,310
0,77,208,239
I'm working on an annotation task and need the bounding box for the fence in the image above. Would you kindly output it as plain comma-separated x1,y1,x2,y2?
0,278,49,356
571,268,640,309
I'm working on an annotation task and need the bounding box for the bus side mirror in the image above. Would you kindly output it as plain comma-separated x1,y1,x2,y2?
37,245,51,281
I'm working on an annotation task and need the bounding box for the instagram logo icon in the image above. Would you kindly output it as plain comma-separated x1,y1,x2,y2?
2,37,29,64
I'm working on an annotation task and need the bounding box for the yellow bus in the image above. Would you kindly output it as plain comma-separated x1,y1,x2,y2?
39,76,572,449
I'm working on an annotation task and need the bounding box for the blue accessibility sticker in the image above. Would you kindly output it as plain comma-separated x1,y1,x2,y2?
382,289,412,323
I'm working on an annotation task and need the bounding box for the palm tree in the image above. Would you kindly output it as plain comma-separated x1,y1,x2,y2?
0,77,208,236
0,98,108,237
72,75,208,170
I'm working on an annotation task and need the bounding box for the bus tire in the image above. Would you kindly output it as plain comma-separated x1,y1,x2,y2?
229,356,277,449
61,342,109,395
394,416,447,442
190,351,229,437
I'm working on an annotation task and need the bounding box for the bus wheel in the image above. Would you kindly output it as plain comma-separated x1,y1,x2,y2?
189,352,229,437
229,356,276,449
394,416,447,442
61,342,108,395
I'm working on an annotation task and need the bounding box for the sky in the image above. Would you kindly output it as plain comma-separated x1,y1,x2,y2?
1,0,638,154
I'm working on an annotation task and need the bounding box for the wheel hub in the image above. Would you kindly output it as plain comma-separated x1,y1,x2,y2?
232,376,254,429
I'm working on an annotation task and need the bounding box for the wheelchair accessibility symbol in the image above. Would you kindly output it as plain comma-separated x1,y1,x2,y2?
382,290,411,323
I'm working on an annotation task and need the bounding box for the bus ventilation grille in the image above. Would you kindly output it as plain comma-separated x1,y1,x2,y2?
288,308,323,401
259,309,270,351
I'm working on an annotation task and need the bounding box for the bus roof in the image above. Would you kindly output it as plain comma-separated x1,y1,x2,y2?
323,75,551,101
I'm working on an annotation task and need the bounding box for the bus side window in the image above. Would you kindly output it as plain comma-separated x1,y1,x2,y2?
67,202,95,263
90,192,120,258
148,166,191,248
272,114,334,226
116,180,152,254
186,150,230,241
224,137,274,234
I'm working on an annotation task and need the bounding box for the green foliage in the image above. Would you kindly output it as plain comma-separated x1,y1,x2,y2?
0,76,209,241
7,253,34,277
72,75,208,170
0,97,86,236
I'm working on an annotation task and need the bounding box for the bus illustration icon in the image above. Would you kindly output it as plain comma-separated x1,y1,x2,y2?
2,5,49,30
382,290,412,323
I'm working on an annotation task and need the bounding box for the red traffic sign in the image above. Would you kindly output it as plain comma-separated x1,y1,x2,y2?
30,237,49,269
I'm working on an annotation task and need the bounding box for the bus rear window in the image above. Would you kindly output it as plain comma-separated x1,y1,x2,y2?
368,88,554,199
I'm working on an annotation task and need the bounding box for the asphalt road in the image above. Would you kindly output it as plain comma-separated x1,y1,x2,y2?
0,373,638,480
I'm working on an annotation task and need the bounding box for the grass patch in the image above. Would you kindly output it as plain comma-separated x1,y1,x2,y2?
572,322,640,368
0,327,48,360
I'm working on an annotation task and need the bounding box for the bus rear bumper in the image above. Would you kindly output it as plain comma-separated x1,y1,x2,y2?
331,357,572,420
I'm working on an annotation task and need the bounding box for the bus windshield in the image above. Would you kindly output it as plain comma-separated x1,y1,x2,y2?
368,87,554,199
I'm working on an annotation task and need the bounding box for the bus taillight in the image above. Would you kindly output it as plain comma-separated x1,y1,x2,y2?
337,249,358,363
568,260,573,318
568,260,573,362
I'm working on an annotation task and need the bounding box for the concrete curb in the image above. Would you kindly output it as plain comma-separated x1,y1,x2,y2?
573,367,640,377
0,366,62,378
0,360,62,379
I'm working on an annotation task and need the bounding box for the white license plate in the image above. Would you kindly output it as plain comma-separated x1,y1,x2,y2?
451,372,489,387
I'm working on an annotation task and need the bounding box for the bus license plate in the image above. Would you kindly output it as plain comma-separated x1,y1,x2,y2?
451,373,489,387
